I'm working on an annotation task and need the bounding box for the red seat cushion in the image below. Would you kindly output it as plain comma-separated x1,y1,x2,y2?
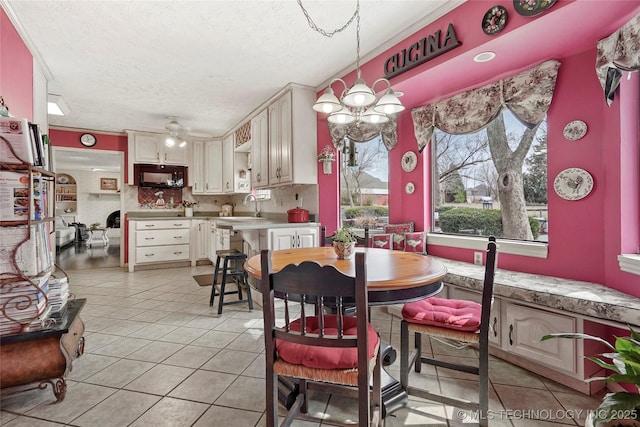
276,315,379,370
402,297,481,331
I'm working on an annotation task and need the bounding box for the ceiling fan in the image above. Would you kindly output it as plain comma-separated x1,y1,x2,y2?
164,116,189,147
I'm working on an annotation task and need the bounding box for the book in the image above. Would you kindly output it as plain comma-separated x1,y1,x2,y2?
28,123,43,167
0,117,33,164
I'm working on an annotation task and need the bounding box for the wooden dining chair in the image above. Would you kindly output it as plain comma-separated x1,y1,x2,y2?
321,225,370,247
400,237,497,427
260,249,382,427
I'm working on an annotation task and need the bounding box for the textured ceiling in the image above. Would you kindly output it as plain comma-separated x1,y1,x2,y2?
4,0,461,138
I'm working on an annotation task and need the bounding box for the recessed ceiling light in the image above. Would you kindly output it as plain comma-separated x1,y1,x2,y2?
473,51,496,63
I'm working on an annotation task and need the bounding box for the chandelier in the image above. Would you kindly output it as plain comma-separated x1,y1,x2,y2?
299,0,405,125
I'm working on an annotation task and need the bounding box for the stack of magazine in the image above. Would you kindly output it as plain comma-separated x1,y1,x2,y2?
48,275,69,314
0,273,51,335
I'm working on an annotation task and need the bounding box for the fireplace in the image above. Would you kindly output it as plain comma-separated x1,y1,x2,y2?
106,210,121,228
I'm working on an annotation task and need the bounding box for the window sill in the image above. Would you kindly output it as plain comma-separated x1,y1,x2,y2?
618,254,640,276
426,233,548,258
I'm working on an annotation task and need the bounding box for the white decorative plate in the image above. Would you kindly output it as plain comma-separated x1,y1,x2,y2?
57,175,69,184
553,168,593,201
405,182,415,195
401,151,417,172
563,120,588,141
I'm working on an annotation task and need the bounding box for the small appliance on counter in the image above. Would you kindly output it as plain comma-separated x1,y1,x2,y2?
220,204,234,217
287,208,309,223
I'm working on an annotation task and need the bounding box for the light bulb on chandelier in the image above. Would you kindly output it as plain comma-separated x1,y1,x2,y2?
301,0,405,125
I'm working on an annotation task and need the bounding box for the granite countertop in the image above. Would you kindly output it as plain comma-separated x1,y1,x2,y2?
439,257,640,328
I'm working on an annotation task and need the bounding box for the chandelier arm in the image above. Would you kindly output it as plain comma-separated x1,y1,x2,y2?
329,78,349,98
371,78,393,93
297,0,358,38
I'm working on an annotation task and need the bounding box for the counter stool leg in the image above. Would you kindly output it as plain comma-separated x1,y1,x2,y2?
209,255,222,306
243,269,253,311
217,257,230,316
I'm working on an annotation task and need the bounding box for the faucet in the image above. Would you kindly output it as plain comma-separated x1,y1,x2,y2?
243,193,260,217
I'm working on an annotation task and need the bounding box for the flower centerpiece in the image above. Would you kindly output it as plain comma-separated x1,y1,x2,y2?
542,327,640,426
332,227,358,259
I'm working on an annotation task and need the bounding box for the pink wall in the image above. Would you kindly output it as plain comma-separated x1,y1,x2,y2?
1,8,33,121
316,2,640,296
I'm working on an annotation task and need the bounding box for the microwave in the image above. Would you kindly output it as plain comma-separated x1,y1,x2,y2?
135,164,186,188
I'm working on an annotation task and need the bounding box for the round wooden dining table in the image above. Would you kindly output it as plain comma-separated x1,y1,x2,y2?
244,246,447,306
245,246,448,417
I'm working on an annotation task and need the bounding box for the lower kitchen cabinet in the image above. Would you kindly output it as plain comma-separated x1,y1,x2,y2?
267,226,318,250
192,219,209,264
128,219,191,271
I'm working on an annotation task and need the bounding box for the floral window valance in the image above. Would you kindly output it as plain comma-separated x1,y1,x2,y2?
411,60,561,153
596,12,640,106
328,116,397,151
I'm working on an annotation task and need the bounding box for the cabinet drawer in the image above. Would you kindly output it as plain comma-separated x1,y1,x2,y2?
505,303,576,374
135,220,190,230
136,244,190,263
137,229,190,246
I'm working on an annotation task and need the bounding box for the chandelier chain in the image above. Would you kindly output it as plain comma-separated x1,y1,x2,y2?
297,0,359,38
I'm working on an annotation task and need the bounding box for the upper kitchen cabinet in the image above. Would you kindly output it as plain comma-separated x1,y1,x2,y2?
268,85,317,187
201,139,223,194
126,131,189,184
127,131,188,165
250,108,269,189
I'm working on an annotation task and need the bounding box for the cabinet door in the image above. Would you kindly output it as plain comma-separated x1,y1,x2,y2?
222,134,234,193
163,142,188,165
204,140,223,194
132,133,161,164
268,92,293,185
193,220,209,261
251,108,269,188
269,228,296,250
504,303,577,374
296,227,318,248
190,141,204,194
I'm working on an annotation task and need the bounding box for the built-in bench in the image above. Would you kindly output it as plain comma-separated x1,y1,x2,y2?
389,257,640,395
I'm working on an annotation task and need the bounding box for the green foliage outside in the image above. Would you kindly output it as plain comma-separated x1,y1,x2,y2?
343,206,388,219
439,207,540,239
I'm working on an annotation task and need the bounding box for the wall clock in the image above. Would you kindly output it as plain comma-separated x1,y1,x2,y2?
553,168,593,201
401,151,417,172
80,133,97,147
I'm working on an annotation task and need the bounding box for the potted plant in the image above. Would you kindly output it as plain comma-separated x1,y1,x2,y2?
90,223,100,230
332,227,358,260
541,327,640,427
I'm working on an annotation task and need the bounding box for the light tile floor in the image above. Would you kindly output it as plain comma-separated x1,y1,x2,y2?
1,264,604,426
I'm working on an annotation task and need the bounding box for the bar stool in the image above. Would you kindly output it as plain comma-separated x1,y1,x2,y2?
209,249,253,315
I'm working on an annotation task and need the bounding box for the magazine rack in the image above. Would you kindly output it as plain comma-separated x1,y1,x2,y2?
0,134,85,402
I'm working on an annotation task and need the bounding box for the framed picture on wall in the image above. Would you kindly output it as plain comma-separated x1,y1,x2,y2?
100,178,117,191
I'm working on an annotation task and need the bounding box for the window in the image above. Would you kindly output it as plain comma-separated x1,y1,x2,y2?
339,135,389,231
432,110,548,243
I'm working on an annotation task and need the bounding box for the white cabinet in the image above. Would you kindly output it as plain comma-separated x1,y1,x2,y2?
128,131,188,165
190,140,205,194
504,302,577,375
189,139,222,195
222,134,251,194
251,85,317,189
268,227,318,250
251,108,269,188
128,220,191,272
192,219,209,264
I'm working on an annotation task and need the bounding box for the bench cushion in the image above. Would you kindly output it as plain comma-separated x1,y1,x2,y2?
402,297,481,331
276,315,379,369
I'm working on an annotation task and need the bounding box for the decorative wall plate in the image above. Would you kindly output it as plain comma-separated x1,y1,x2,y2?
482,6,508,35
563,120,588,141
405,182,415,195
401,151,417,172
553,168,593,201
513,0,557,17
57,175,69,184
